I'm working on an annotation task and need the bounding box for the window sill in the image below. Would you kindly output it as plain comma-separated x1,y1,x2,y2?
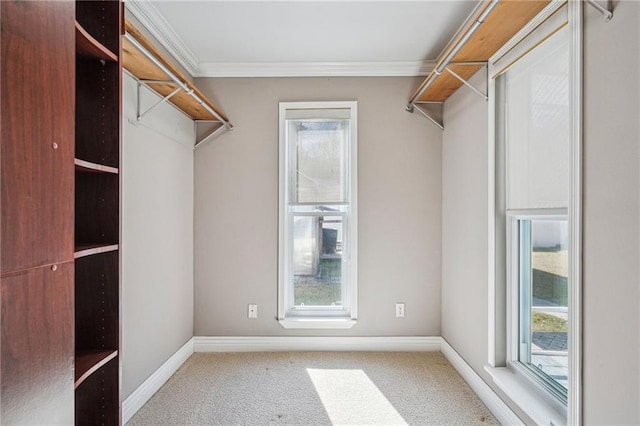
484,365,566,425
278,318,357,329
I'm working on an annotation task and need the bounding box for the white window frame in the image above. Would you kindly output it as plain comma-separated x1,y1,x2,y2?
506,210,569,404
278,101,358,329
486,1,582,424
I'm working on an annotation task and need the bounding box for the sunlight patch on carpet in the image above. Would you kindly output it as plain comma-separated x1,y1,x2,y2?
306,368,408,425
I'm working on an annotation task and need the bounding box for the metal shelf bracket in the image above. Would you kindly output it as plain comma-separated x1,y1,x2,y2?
406,103,444,130
136,80,180,121
445,63,488,101
194,121,229,149
586,0,613,21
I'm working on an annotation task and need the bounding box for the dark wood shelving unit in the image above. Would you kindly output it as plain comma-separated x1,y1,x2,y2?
2,1,121,423
76,21,118,62
75,350,119,388
75,57,120,167
74,1,122,424
75,158,119,174
75,172,119,244
74,243,119,259
75,357,120,426
1,1,76,423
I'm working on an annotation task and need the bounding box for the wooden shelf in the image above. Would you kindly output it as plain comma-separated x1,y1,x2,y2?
74,243,119,259
74,1,122,424
410,0,550,103
75,158,119,174
75,349,118,389
76,60,120,168
75,21,118,62
122,19,229,122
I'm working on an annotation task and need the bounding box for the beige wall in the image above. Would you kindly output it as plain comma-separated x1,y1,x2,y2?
121,73,195,398
582,2,640,423
441,2,640,423
441,65,533,424
441,69,490,374
193,77,442,336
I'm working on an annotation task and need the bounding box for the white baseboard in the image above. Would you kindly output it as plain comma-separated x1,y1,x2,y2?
440,339,523,425
194,336,442,352
122,338,194,424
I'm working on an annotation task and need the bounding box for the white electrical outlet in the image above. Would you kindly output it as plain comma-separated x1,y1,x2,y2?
248,304,258,319
396,303,405,318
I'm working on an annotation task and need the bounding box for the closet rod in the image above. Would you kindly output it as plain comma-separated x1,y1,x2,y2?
124,32,233,130
586,0,613,21
406,0,498,111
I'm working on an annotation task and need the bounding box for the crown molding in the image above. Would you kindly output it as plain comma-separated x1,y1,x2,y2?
125,0,200,76
195,60,435,78
125,0,435,78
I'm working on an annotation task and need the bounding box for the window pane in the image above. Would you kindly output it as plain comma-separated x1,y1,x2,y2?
519,219,568,393
289,120,348,203
292,215,343,307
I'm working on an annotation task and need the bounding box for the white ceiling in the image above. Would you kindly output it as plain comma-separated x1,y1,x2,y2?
126,1,479,77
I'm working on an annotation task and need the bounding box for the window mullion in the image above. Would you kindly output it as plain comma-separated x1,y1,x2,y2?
519,220,532,365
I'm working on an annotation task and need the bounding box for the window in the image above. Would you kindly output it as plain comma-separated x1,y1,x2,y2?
501,23,571,405
508,215,568,402
487,1,582,423
278,102,357,328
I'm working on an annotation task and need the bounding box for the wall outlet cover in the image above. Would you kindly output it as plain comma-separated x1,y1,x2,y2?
248,304,258,319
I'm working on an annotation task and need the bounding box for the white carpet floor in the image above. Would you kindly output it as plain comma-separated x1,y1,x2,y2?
127,351,499,425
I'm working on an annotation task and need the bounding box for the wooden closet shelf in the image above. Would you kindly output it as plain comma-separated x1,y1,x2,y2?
75,21,118,62
75,158,119,174
75,349,118,389
74,243,119,259
410,0,550,103
122,19,229,123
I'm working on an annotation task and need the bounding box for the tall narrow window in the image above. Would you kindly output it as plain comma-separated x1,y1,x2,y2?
502,25,570,402
278,102,357,328
488,2,581,423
